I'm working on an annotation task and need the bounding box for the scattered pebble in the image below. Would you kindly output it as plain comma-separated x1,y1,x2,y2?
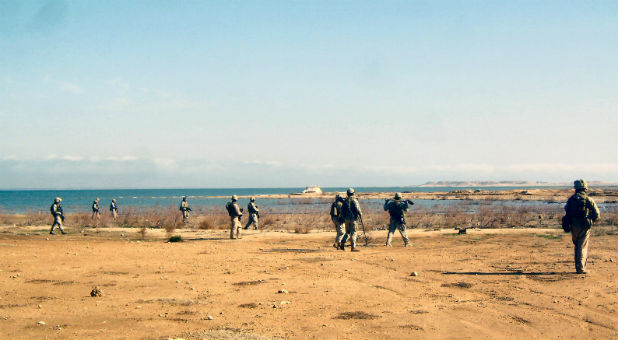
280,301,290,305
206,315,214,320
37,321,46,325
278,289,288,294
410,272,418,277
54,325,62,330
37,304,42,309
610,258,614,262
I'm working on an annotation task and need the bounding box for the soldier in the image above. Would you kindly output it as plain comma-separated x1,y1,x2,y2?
329,194,345,248
564,179,600,274
91,198,101,221
383,193,414,247
226,195,243,239
244,197,260,230
50,197,66,235
179,196,192,223
340,188,363,252
110,199,118,219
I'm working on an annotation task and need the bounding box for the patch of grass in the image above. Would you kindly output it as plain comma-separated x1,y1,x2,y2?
233,280,265,286
334,311,380,320
536,234,562,240
238,303,259,308
168,235,183,242
441,282,473,289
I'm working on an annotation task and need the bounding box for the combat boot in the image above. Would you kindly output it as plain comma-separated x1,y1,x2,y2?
49,231,55,235
339,243,345,251
61,231,67,235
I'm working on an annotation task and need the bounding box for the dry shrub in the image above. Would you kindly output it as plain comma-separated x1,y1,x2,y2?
294,225,310,234
198,218,216,230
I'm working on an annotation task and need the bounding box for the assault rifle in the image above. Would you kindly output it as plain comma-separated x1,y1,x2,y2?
359,215,369,246
385,198,415,205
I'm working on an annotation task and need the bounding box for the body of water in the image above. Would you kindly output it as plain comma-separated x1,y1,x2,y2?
0,186,581,214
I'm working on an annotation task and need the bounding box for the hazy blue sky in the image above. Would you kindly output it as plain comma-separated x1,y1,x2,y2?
1,0,616,188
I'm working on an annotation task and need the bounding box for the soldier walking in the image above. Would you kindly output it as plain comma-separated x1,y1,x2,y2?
330,194,345,248
384,193,413,247
179,196,192,223
91,198,101,221
110,199,118,219
244,197,260,230
226,195,243,239
340,188,362,252
563,179,600,274
50,197,66,235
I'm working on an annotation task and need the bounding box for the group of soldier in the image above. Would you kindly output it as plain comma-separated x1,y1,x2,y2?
48,179,601,274
179,194,260,240
49,197,119,234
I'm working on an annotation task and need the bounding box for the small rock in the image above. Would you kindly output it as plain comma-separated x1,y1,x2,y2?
54,325,62,330
610,258,614,262
278,289,288,294
37,321,46,325
37,304,42,309
176,280,180,283
90,286,103,297
46,238,49,241
410,272,418,277
135,306,142,309
280,300,290,305
190,287,195,291
272,304,278,308
206,315,214,320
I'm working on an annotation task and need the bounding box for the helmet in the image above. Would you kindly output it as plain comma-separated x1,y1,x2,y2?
96,197,100,201
232,195,238,201
574,179,588,190
335,193,342,199
394,193,402,200
182,196,187,200
54,197,62,203
347,188,355,196
112,199,116,202
250,196,255,202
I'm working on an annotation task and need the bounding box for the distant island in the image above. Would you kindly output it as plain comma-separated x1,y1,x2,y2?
417,181,616,187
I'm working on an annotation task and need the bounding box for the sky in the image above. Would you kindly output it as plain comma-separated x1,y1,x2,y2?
0,0,616,189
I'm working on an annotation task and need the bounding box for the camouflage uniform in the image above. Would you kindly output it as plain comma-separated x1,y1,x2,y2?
227,196,243,239
564,180,600,274
384,194,410,247
179,197,191,223
50,198,66,235
244,198,259,230
91,198,101,220
329,194,345,248
340,188,362,251
110,199,118,218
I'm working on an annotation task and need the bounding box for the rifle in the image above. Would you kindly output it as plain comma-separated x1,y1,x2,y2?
359,215,369,246
385,198,415,205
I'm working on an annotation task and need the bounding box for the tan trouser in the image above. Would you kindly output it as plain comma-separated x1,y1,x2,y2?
245,213,259,230
386,219,409,246
230,217,242,239
341,219,358,248
332,217,345,246
50,215,64,233
111,210,118,218
182,210,189,222
571,225,591,273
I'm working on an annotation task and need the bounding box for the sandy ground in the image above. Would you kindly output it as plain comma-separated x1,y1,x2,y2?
0,226,616,340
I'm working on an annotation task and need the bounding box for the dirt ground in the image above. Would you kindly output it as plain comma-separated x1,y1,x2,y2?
0,226,616,339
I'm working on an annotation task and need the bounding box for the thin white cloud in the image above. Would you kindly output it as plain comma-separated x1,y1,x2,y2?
58,81,83,94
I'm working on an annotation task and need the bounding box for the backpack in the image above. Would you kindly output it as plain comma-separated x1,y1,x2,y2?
568,194,589,221
388,201,404,220
225,202,235,217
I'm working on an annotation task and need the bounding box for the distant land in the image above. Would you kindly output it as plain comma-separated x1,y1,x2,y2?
416,181,617,187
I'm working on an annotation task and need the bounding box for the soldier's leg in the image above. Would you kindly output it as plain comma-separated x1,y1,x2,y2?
235,218,241,239
571,226,590,273
386,221,396,246
230,217,236,239
244,218,252,230
254,215,259,230
398,223,409,246
335,221,345,246
349,220,358,249
50,218,57,234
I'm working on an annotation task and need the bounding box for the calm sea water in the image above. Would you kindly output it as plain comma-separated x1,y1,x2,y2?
0,186,581,214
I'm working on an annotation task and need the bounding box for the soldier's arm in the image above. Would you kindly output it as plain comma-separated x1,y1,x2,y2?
383,200,389,211
354,199,363,217
235,204,242,216
588,198,600,222
402,202,409,212
254,204,259,212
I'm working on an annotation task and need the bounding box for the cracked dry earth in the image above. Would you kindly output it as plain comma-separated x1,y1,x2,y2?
0,227,616,339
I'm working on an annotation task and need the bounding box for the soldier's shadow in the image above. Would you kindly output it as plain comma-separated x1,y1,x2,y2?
441,271,572,276
183,237,228,241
